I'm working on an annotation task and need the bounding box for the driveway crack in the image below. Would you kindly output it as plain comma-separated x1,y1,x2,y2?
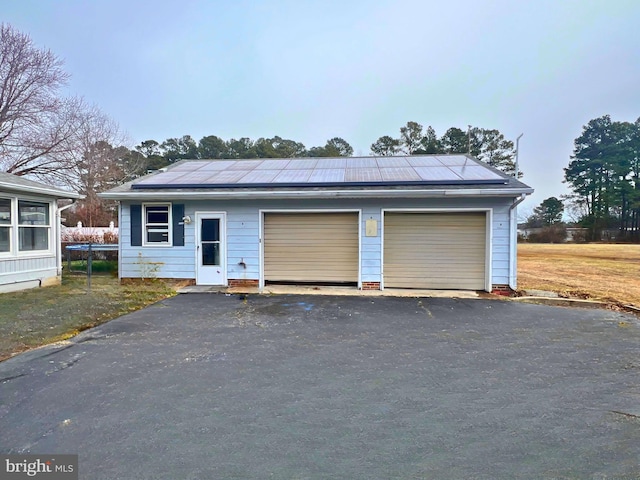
0,372,27,383
417,300,433,318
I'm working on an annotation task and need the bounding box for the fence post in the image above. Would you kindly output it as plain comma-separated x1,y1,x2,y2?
87,243,92,291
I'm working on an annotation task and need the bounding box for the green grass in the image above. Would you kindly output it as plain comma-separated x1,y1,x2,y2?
67,259,118,273
0,274,177,361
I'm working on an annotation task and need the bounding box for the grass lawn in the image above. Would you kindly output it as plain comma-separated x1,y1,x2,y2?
518,243,640,306
0,274,177,362
67,259,118,274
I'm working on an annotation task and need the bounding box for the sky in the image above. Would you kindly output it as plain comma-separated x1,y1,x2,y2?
3,0,639,213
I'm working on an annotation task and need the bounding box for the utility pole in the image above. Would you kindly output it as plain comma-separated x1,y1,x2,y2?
515,133,523,177
467,125,472,154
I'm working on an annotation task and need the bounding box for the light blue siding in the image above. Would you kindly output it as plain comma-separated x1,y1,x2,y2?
0,256,58,291
120,196,516,288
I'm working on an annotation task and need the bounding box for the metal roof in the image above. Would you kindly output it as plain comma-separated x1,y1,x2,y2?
131,155,509,190
0,171,82,199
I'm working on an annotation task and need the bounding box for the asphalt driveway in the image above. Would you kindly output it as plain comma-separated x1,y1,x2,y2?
1,294,639,479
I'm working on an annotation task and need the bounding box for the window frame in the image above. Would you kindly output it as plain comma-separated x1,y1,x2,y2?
0,197,12,256
0,196,55,257
142,203,173,247
17,199,52,253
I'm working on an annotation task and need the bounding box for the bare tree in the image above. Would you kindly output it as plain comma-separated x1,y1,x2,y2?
0,23,135,227
66,106,136,226
0,24,85,181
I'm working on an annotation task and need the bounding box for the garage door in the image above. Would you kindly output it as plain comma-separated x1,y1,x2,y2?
384,212,486,290
264,212,359,284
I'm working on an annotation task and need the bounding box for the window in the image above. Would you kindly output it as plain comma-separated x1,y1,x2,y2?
0,198,10,253
18,200,50,251
144,204,171,245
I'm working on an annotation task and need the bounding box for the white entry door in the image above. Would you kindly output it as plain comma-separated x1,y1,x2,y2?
196,213,226,285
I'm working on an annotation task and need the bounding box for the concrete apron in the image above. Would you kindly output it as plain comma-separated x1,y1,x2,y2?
178,284,479,299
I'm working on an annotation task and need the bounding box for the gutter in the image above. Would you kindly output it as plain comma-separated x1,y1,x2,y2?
56,200,78,276
100,187,535,201
509,194,529,290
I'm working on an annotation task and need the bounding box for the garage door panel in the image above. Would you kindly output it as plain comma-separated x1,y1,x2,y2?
264,213,359,284
384,212,486,290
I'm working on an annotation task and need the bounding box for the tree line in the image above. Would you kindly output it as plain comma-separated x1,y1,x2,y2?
564,115,640,241
370,122,519,176
129,121,519,176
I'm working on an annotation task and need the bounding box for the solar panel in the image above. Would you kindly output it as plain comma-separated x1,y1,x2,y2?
288,159,317,169
345,168,382,182
380,167,421,181
448,165,503,180
308,169,345,183
136,172,187,185
414,167,462,181
406,156,445,167
436,155,476,166
315,158,348,169
131,155,509,189
255,159,291,170
227,159,262,171
237,169,281,183
376,157,410,168
201,170,248,183
273,169,312,183
196,160,237,170
347,158,378,168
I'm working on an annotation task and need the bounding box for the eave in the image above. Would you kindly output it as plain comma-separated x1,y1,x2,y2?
0,181,82,199
99,187,534,201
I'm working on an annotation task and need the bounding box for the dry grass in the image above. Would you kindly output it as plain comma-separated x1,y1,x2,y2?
518,243,640,306
0,274,177,362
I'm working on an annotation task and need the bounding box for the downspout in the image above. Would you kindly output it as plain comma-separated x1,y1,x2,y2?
57,200,77,276
509,194,527,290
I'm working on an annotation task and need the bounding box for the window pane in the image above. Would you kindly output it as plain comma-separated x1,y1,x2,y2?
147,230,169,243
19,227,49,251
201,219,219,242
0,227,9,252
202,243,220,266
146,206,169,224
19,201,49,225
0,199,10,225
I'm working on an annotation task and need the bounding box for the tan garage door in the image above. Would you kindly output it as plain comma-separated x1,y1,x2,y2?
264,212,359,284
384,212,486,290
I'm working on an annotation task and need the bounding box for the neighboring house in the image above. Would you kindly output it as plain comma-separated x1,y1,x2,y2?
100,155,533,293
0,172,81,293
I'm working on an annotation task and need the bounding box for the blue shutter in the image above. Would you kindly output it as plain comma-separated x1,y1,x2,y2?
130,204,142,246
172,204,185,246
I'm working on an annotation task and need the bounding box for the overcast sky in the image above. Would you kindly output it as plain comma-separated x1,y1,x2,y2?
4,0,639,212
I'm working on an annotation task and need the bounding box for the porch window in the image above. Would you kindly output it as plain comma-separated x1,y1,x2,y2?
0,198,10,253
18,200,50,251
144,204,171,245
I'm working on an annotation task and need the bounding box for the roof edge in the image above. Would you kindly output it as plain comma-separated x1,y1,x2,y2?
0,180,82,199
100,187,534,201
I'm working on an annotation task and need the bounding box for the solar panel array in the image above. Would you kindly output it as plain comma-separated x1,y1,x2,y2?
133,155,507,189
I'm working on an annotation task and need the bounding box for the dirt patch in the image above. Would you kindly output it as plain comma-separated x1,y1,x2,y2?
518,243,640,307
0,274,176,361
